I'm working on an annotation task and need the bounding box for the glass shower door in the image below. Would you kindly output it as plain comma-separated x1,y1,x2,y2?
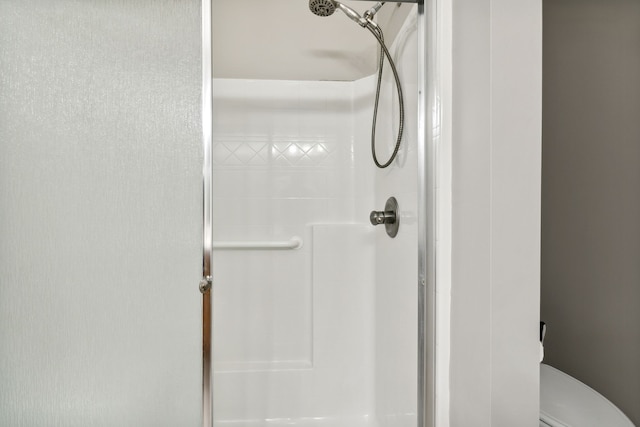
0,1,204,425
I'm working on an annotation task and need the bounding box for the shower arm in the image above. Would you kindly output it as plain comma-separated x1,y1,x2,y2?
363,2,385,20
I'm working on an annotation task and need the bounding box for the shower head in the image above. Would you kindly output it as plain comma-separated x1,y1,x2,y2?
309,0,368,27
309,0,336,17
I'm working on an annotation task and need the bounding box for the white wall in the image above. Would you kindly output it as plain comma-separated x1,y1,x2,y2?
447,0,542,425
213,1,412,81
211,79,376,426
365,7,420,427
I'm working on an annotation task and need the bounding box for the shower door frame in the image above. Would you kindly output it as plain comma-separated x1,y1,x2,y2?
201,0,213,426
202,0,442,426
417,1,439,427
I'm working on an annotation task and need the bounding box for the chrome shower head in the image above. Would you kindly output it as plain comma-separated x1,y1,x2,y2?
309,0,368,26
309,0,336,17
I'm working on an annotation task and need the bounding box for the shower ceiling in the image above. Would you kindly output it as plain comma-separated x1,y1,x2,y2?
213,0,412,81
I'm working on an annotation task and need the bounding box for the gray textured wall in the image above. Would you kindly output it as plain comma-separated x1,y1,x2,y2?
542,0,640,423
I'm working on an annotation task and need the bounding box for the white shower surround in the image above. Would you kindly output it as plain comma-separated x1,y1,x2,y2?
211,7,419,427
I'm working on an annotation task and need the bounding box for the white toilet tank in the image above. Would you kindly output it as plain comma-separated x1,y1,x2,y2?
540,364,635,427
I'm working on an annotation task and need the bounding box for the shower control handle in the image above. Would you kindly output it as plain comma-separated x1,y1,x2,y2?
370,210,396,225
369,197,399,238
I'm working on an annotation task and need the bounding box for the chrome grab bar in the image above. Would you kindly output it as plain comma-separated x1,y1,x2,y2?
213,236,303,250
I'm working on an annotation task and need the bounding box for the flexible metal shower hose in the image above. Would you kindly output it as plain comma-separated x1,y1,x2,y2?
366,22,405,169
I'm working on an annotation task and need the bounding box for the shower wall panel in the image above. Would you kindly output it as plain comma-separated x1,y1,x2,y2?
0,1,202,426
362,7,420,427
211,79,376,426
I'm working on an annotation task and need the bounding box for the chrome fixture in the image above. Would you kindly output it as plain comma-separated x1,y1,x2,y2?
201,0,213,425
309,0,336,17
309,0,405,168
370,197,399,238
363,2,385,20
309,0,368,25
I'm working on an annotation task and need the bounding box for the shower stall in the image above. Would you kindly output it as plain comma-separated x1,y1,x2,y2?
0,1,438,426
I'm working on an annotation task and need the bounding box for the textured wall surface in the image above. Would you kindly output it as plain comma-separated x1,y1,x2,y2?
0,1,202,425
542,0,640,423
